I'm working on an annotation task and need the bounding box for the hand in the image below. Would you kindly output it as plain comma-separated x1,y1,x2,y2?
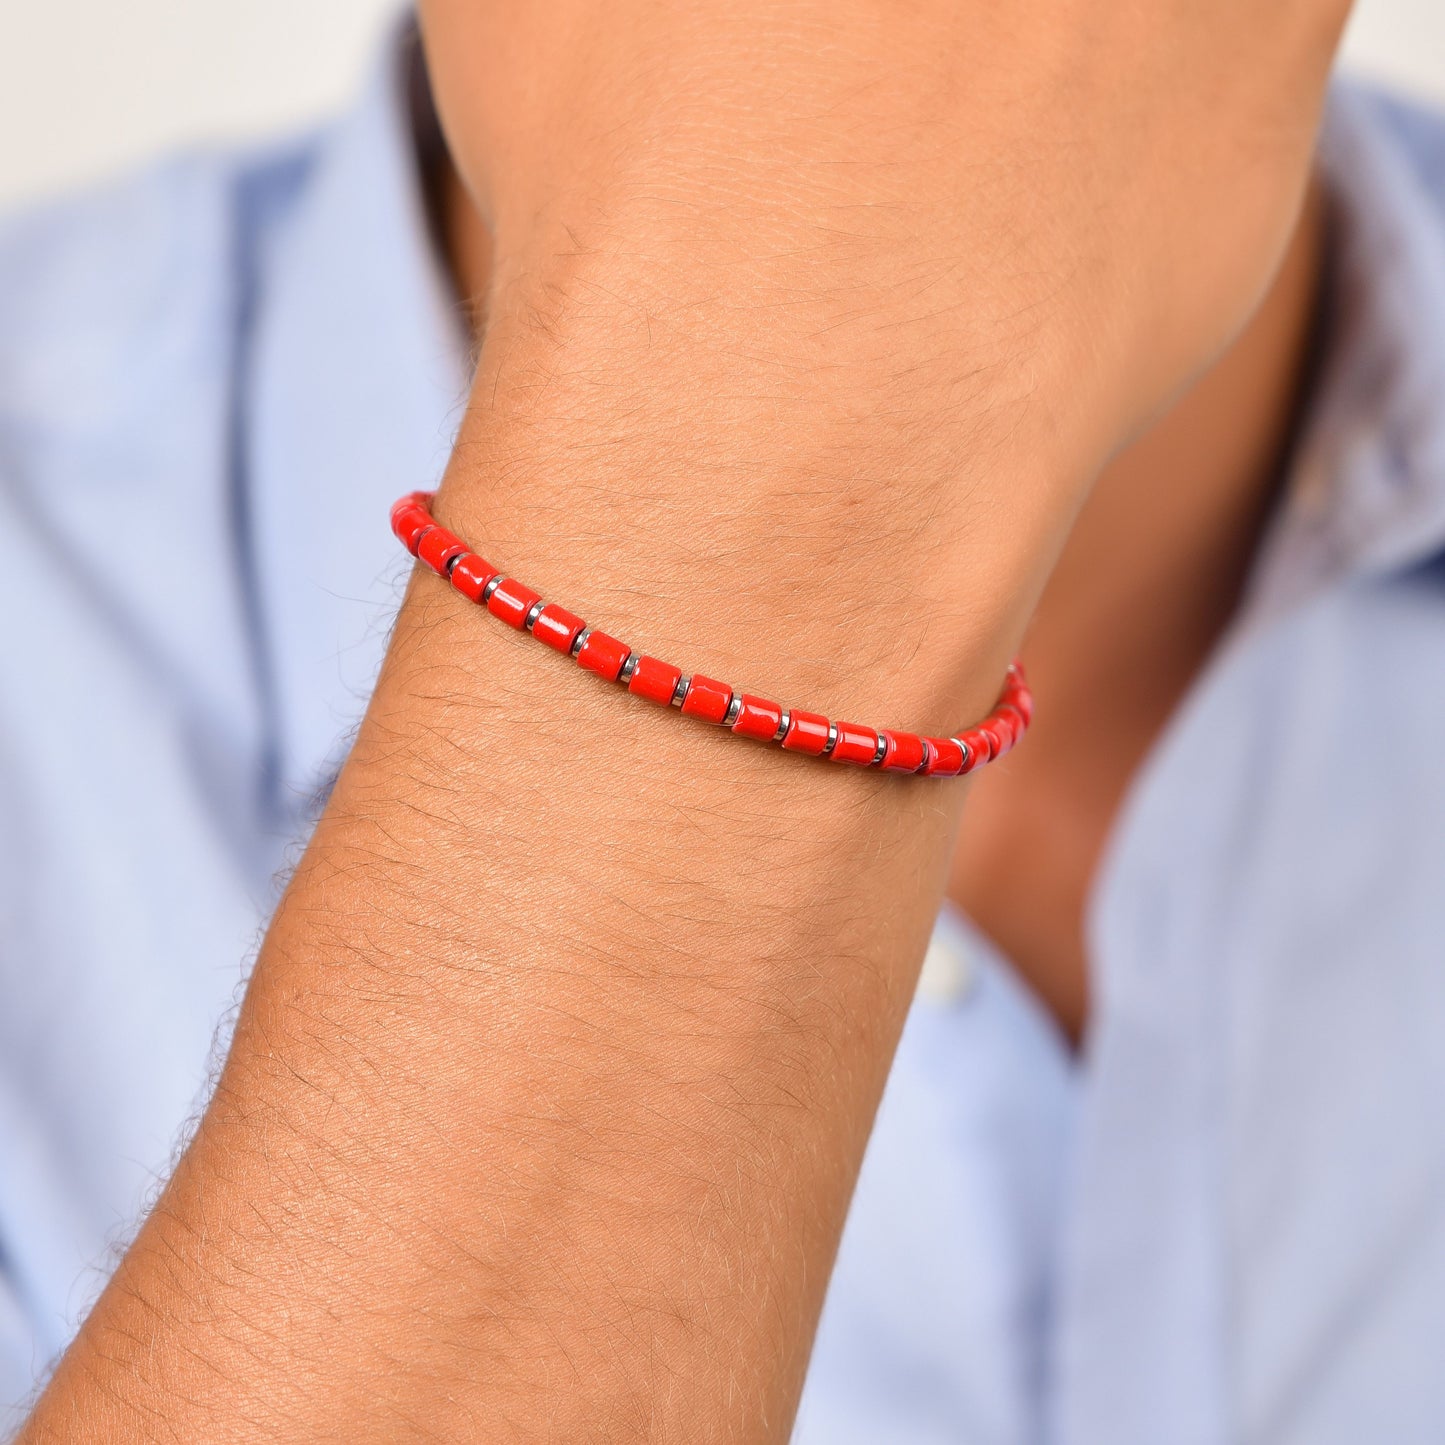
423,0,1349,468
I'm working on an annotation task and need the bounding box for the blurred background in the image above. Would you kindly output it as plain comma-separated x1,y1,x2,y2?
2,0,1444,208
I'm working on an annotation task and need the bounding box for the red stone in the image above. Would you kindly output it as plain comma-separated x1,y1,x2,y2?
976,720,1009,758
830,721,880,766
486,577,542,629
680,674,734,724
416,525,467,577
731,695,784,741
532,603,585,653
959,727,994,770
629,654,683,706
993,702,1026,751
390,493,435,553
782,711,831,755
576,630,630,681
922,736,966,777
450,552,500,604
880,729,926,773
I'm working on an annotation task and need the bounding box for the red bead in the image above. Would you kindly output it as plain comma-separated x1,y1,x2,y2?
830,721,880,766
732,695,784,741
959,727,994,770
390,493,435,553
577,630,630,681
976,720,1009,758
629,654,683,706
487,577,542,629
782,711,831,755
1004,685,1033,728
450,552,500,604
416,525,467,576
681,674,734,724
922,736,965,777
990,706,1023,754
532,603,586,654
393,508,432,554
994,702,1026,749
880,729,926,773
981,716,1011,756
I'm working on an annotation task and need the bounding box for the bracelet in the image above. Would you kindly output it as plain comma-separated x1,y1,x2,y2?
391,491,1031,777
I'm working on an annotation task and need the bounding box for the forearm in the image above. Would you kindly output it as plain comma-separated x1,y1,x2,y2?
21,243,1058,1442
21,0,1345,1433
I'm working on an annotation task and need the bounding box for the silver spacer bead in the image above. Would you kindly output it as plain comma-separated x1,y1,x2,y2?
722,694,744,727
619,652,640,684
522,599,546,631
481,575,503,603
822,722,839,756
672,674,691,706
871,735,889,766
773,710,791,743
954,737,972,772
571,627,591,657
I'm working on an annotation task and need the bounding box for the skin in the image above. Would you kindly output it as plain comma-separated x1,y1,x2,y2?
436,154,1328,1046
954,183,1327,1037
20,2,1351,1440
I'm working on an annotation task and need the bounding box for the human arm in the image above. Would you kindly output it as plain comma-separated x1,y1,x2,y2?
20,3,1347,1440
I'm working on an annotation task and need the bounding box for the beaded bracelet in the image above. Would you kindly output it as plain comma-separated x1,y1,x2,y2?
391,491,1031,777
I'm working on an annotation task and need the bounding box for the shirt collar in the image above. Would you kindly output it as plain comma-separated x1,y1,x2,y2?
1250,85,1445,620
247,23,468,808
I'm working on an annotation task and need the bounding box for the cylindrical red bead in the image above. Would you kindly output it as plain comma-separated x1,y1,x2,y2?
981,715,1010,756
681,674,734,724
922,736,966,777
629,654,683,706
782,711,831,755
416,525,467,576
392,509,431,554
976,720,1009,758
993,702,1026,749
449,552,500,604
830,721,880,766
487,577,542,629
576,629,630,681
732,695,784,741
532,603,586,654
959,727,994,770
390,494,435,553
880,729,927,773
1004,685,1033,728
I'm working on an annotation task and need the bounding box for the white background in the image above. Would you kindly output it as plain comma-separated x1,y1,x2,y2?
1,0,1444,207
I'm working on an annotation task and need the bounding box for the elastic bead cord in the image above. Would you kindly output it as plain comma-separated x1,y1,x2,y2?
391,492,1032,778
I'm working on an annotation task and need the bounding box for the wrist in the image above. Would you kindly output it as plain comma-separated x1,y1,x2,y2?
441,251,1092,729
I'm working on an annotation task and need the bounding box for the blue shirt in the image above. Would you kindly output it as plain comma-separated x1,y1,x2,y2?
4,31,1445,1443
